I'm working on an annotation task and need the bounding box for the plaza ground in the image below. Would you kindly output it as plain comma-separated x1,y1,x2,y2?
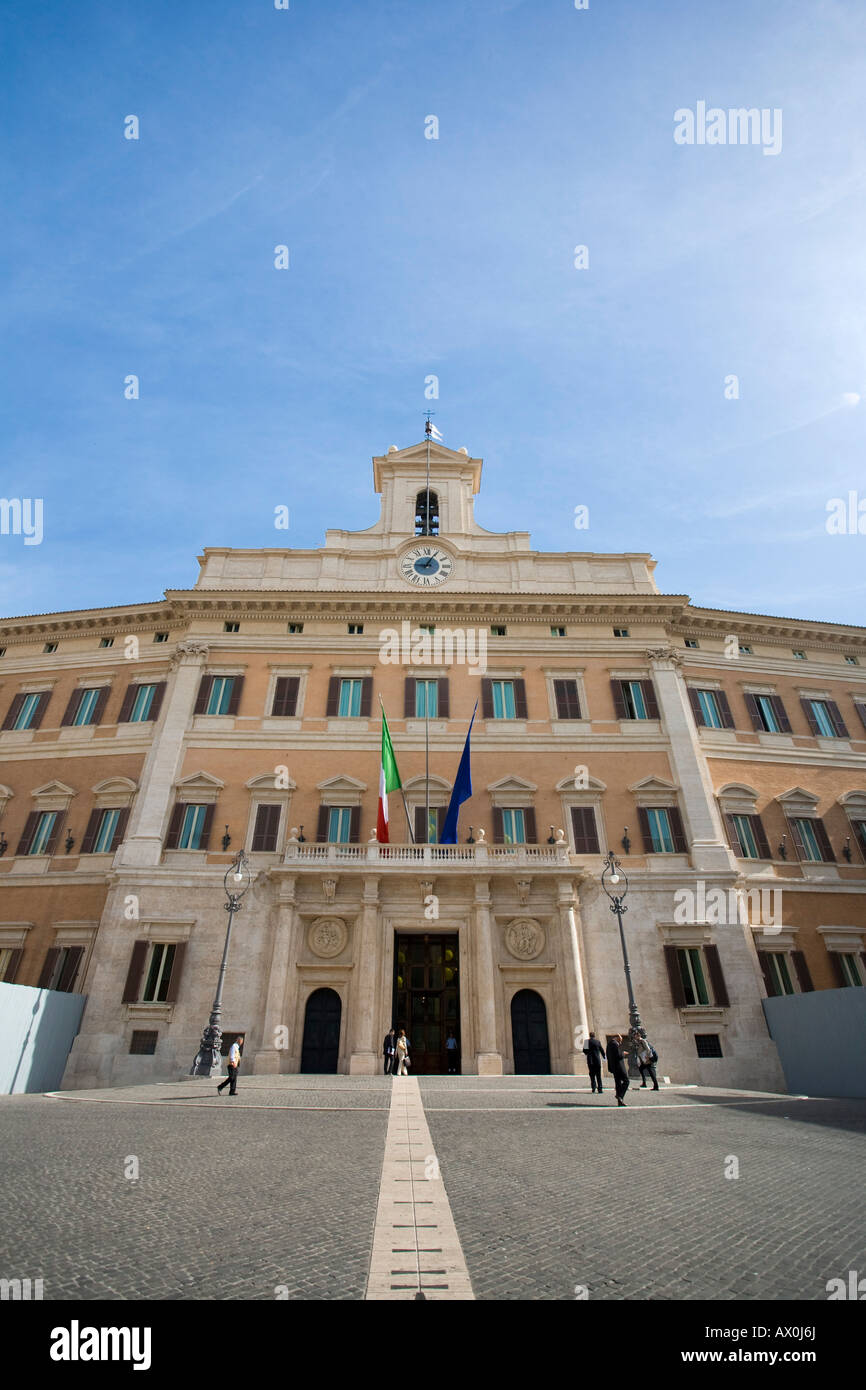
0,1076,863,1301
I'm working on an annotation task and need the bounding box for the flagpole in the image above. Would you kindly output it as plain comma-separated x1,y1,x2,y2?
379,695,414,843
424,419,431,847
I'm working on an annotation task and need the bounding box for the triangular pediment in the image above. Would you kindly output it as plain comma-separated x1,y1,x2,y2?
176,771,225,792
316,774,367,794
628,775,678,795
31,780,76,799
777,786,819,807
487,775,538,794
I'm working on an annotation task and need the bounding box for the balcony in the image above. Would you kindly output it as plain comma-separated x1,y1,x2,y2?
280,840,571,871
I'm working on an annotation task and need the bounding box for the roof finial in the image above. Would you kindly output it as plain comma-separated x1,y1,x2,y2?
424,411,443,441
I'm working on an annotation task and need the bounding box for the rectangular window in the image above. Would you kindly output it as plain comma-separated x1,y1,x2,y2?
852,820,866,857
792,650,806,660
153,632,168,643
645,807,675,853
205,676,235,715
43,945,84,992
271,676,300,717
677,948,710,1006
684,639,699,649
93,809,121,853
553,679,582,720
613,628,630,638
338,678,363,717
99,637,114,649
695,1033,723,1058
252,803,281,853
845,655,859,666
129,1030,158,1055
570,806,600,854
287,623,304,634
490,625,506,637
491,680,516,719
730,813,759,859
550,627,566,637
72,688,102,726
178,805,209,850
838,954,863,987
415,680,438,718
141,944,177,1003
129,684,157,722
328,807,353,843
501,808,526,844
738,645,752,655
44,642,58,653
29,811,58,856
348,624,364,635
791,818,823,862
13,692,44,730
224,622,240,633
0,947,22,982
767,954,796,996
807,699,839,737
623,680,647,719
755,695,780,732
696,690,723,729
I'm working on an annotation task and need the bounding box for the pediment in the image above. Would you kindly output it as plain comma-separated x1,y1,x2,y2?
628,775,678,795
717,783,759,800
838,789,866,813
556,774,606,792
91,776,138,797
403,774,452,793
777,786,819,807
487,775,538,795
176,771,225,791
246,772,297,791
31,780,76,799
316,774,367,794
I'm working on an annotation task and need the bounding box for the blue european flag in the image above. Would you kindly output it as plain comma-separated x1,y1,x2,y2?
440,703,477,843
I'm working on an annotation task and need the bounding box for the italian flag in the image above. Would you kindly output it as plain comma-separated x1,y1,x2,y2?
377,708,402,843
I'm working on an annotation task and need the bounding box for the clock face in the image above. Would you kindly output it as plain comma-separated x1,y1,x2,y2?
399,545,453,587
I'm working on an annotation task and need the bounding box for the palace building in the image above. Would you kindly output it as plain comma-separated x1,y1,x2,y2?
1,436,865,1091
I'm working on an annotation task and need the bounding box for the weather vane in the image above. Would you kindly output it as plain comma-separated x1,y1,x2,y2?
424,411,443,441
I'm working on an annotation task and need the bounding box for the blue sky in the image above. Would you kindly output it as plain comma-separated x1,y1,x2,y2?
2,0,865,623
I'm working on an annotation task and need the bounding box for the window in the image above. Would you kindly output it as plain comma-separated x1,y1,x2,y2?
725,812,770,860
81,807,128,854
550,627,566,638
639,806,687,853
287,623,304,634
142,944,177,1002
553,679,581,720
492,681,516,719
25,811,58,856
129,1031,158,1055
738,644,752,655
684,639,700,649
801,697,848,738
251,804,281,853
165,803,214,851
0,947,22,983
338,679,363,717
6,691,49,731
695,1034,723,1058
765,953,796,996
501,809,525,844
490,625,506,637
689,688,734,730
851,820,866,858
43,642,58,654
348,624,364,635
482,677,528,719
415,489,439,537
845,655,859,666
122,938,185,1003
836,954,863,987
613,679,659,721
492,807,537,844
153,632,169,643
206,676,235,715
792,650,806,660
326,676,371,719
38,945,84,993
678,948,710,1005
224,622,240,633
415,680,438,719
745,693,791,733
99,637,114,649
67,687,104,727
0,648,6,657
613,628,630,638
327,807,354,843
127,684,159,723
414,806,446,844
789,816,835,863
570,806,600,854
271,676,299,717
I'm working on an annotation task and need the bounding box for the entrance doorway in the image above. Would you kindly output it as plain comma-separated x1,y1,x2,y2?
393,933,459,1075
300,987,342,1073
511,989,551,1074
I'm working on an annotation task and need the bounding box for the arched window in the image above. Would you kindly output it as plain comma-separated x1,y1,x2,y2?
415,489,439,536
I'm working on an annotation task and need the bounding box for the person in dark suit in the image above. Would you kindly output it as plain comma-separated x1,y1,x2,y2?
582,1031,606,1093
383,1029,396,1075
607,1033,630,1106
638,1040,660,1091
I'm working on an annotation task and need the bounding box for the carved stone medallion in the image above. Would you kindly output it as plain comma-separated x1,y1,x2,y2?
309,917,348,958
504,918,545,960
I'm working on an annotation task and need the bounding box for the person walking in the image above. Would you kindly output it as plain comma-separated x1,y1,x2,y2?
217,1034,243,1096
445,1030,459,1075
394,1029,410,1076
582,1031,606,1093
607,1033,630,1106
383,1029,396,1075
638,1040,660,1091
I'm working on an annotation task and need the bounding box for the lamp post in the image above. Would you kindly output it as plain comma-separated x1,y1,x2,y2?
190,849,252,1078
601,849,649,1068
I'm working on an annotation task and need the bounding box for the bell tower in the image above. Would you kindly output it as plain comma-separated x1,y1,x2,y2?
370,440,483,542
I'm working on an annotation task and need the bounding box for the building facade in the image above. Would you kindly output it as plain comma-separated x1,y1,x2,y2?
1,438,864,1091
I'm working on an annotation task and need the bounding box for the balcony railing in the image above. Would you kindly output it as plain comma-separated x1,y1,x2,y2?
281,840,570,867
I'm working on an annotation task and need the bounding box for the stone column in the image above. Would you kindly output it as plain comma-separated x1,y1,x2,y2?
473,877,503,1075
349,875,380,1075
115,641,210,868
557,878,590,1075
253,876,298,1075
646,647,736,874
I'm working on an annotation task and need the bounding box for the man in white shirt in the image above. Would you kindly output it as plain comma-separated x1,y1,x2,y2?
217,1035,243,1096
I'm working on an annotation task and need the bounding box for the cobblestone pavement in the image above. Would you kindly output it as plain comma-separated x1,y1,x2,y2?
0,1076,863,1300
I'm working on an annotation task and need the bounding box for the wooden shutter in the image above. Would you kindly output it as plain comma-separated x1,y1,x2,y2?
523,807,537,843
326,677,340,716
800,697,820,735
786,816,808,861
492,807,504,844
743,692,763,730
272,676,299,717
80,810,102,855
791,950,814,993
316,806,330,842
481,679,494,719
716,690,736,729
637,807,653,852
117,685,137,723
164,941,186,1003
226,676,244,715
44,812,65,855
687,687,704,725
554,679,580,719
37,947,61,989
60,691,80,726
198,804,215,850
2,693,25,730
2,948,23,983
668,806,688,853
723,813,742,855
663,945,687,1007
29,691,51,729
704,945,730,1007
252,804,280,852
438,679,450,718
122,940,149,1002
359,678,373,717
148,681,166,721
164,802,184,850
855,701,866,731
812,817,835,862
641,681,660,720
513,679,528,720
57,945,84,993
770,695,792,733
829,953,847,988
414,806,427,844
349,806,361,843
755,950,775,995
751,814,771,860
571,807,599,854
91,686,110,726
16,811,40,856
403,678,416,718
194,675,213,715
110,807,130,851
610,679,628,719
826,700,849,738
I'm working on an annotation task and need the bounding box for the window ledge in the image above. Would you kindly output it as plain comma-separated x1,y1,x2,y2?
619,720,661,735
678,1006,727,1023
59,725,95,741
757,732,794,747
116,721,153,738
192,716,236,730
126,1003,174,1023
551,720,592,735
326,719,370,734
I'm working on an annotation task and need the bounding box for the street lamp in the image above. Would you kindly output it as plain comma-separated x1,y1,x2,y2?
601,848,649,1068
190,848,252,1078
